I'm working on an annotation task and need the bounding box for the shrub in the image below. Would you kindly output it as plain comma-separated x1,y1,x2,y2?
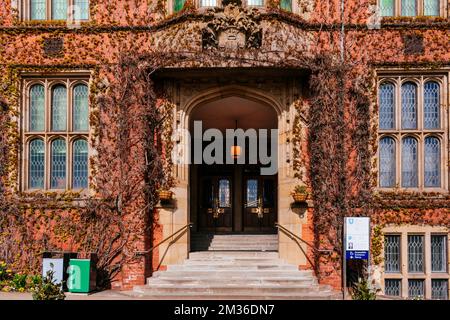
30,270,66,300
11,273,28,292
351,278,378,300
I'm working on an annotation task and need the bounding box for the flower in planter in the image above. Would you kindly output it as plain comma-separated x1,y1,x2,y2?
291,185,310,202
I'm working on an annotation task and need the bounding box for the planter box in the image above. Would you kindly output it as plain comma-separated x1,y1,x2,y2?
292,193,308,202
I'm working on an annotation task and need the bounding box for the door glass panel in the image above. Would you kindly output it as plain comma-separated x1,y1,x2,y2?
263,179,275,207
202,179,213,207
218,179,231,208
246,179,258,208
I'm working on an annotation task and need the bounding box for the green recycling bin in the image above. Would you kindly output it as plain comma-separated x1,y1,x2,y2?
67,254,97,293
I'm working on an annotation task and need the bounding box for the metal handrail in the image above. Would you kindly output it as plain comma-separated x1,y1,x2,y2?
135,222,193,256
275,223,333,254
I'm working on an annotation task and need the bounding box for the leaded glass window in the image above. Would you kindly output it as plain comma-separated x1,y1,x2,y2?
52,0,68,20
29,139,45,189
424,137,440,187
73,84,89,131
408,235,424,273
31,0,46,20
30,84,45,132
424,0,440,16
385,279,401,296
200,0,217,6
385,235,401,272
378,77,447,190
246,179,258,208
431,235,447,272
423,81,440,129
380,0,395,16
280,0,292,11
408,279,424,299
248,0,264,5
401,82,417,129
24,78,89,191
51,139,67,189
173,0,186,12
50,139,67,189
379,137,396,187
401,137,418,188
401,0,417,16
51,85,67,131
73,0,89,20
431,280,448,300
379,83,395,129
218,179,231,208
72,139,88,189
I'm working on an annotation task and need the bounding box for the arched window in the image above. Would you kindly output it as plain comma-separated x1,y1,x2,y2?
30,84,45,132
51,85,67,131
379,137,396,187
29,139,45,189
424,137,440,187
280,0,292,11
73,84,89,131
401,0,417,16
423,81,440,129
379,82,395,129
52,0,68,20
51,139,67,189
401,137,418,187
72,139,88,189
424,0,440,16
401,82,417,129
31,0,46,20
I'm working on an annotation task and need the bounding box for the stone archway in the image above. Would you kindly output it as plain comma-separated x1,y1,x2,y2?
156,73,311,269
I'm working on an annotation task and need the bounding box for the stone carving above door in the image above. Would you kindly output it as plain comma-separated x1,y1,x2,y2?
202,2,262,50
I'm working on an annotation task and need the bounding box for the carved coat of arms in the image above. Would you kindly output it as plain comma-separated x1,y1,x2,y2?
202,2,262,50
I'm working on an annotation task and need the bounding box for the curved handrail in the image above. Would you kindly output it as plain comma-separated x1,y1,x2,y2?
275,223,333,254
135,222,193,256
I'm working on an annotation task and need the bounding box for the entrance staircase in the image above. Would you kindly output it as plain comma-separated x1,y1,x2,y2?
132,234,340,300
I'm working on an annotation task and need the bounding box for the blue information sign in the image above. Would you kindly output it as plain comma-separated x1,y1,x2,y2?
346,251,369,260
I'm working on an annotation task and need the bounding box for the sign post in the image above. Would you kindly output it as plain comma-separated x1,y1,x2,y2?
343,217,370,300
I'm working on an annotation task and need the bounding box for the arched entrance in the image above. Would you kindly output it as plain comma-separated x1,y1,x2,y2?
155,73,309,267
188,95,279,234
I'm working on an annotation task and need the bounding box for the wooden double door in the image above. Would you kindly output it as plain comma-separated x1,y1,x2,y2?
197,165,277,233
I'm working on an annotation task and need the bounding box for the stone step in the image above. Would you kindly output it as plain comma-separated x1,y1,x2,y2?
134,284,332,295
128,291,341,300
188,251,280,259
146,277,317,286
183,258,287,265
167,264,298,271
191,245,278,250
182,260,291,266
152,270,314,277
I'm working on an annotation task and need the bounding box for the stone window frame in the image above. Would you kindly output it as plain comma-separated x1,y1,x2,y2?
20,73,91,192
377,0,448,18
376,73,449,192
166,0,299,15
16,0,90,22
381,225,450,300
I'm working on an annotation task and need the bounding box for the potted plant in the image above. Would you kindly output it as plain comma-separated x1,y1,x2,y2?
291,185,310,203
158,189,173,201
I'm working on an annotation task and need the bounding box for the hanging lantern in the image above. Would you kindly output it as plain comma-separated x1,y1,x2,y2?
231,145,241,159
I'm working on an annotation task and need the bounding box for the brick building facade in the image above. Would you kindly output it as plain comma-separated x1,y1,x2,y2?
0,0,449,299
